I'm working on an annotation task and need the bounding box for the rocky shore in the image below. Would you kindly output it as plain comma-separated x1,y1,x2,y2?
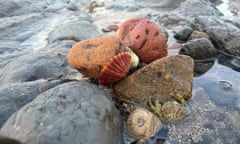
0,0,240,144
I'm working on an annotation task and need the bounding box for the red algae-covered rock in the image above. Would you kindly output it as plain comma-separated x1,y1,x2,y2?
68,35,127,78
114,55,194,104
98,52,132,86
117,18,167,63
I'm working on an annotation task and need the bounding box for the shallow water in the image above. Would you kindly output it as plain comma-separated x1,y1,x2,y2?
216,0,234,20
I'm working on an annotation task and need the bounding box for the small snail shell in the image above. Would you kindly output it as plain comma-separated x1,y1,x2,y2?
127,108,163,138
161,101,187,122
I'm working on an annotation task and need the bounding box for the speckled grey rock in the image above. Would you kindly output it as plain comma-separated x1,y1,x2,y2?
0,81,123,144
0,79,61,128
192,16,240,56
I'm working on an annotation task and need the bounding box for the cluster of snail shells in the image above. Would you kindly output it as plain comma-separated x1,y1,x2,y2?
126,101,187,138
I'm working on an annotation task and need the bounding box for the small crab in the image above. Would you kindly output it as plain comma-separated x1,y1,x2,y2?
148,94,187,122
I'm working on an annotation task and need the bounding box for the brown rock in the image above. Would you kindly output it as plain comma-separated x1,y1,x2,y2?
114,55,194,104
117,18,167,64
68,35,127,78
188,31,210,40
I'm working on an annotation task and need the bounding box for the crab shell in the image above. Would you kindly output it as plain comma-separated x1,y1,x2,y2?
117,18,168,63
67,35,128,78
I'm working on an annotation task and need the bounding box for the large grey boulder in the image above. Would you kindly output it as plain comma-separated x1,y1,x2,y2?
0,81,123,144
0,79,61,128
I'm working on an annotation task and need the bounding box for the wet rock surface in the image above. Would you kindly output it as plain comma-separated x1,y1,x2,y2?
1,0,240,143
0,79,61,128
0,81,123,144
48,19,101,43
180,38,217,60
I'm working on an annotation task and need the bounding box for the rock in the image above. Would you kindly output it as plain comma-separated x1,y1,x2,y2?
0,81,123,144
0,0,89,17
174,26,193,41
188,31,210,40
191,16,240,56
179,38,217,76
218,54,240,72
159,13,190,28
194,60,215,76
176,0,222,17
0,52,69,86
48,19,101,43
179,38,217,60
0,79,61,128
68,35,128,78
114,55,194,104
117,18,167,64
46,40,76,57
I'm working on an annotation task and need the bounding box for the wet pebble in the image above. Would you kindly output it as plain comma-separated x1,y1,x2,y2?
180,38,217,60
174,26,193,41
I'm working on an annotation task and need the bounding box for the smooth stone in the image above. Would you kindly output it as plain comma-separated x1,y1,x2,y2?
174,26,193,41
114,55,194,104
0,79,61,128
68,35,126,78
179,38,217,60
48,19,101,43
191,16,240,56
0,51,69,86
188,30,210,40
0,81,123,144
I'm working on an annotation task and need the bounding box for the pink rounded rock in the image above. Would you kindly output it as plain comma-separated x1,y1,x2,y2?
117,18,167,63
